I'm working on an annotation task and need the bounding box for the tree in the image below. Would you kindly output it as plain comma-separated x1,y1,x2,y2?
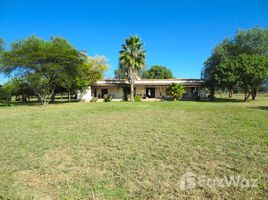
213,58,240,98
0,38,4,52
202,27,268,100
0,84,12,106
226,54,268,101
202,39,236,97
0,38,5,73
0,35,85,104
76,55,109,92
235,27,268,56
166,83,185,100
114,65,127,79
119,36,146,102
142,65,173,79
114,65,144,79
259,78,268,93
7,78,34,102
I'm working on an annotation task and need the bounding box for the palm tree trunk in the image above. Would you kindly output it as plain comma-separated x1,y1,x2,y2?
130,83,134,102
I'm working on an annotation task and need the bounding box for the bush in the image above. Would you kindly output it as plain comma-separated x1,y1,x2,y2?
134,95,142,102
166,83,185,101
104,94,113,102
90,97,98,102
0,86,12,106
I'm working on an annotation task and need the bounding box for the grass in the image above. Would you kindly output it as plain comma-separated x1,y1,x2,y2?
0,96,268,199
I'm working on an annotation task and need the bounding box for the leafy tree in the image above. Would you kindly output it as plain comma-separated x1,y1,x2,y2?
166,83,185,100
119,36,146,102
221,54,268,101
114,65,144,79
114,65,127,79
202,39,236,97
259,78,268,93
142,65,173,79
0,38,4,52
235,27,268,56
0,84,12,106
202,27,268,100
7,78,34,102
76,55,109,92
213,58,240,98
0,35,85,104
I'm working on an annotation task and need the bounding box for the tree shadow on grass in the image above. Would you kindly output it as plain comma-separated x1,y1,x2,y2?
198,98,244,103
1,100,78,107
251,106,268,111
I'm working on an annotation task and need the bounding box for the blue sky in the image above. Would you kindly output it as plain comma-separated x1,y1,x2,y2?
0,0,268,83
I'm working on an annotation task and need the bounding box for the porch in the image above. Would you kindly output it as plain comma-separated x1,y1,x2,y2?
91,85,201,100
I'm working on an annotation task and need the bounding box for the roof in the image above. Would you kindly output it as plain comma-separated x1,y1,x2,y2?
92,79,205,87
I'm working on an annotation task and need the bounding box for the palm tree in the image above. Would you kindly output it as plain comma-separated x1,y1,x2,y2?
166,83,185,100
119,36,146,102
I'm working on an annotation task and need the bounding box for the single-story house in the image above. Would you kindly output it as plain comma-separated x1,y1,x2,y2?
78,79,205,101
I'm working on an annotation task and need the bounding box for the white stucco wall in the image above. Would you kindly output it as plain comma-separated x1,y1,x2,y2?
95,87,123,99
108,87,123,99
77,87,92,102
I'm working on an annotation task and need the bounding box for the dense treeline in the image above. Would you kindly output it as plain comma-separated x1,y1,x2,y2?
202,27,268,101
0,35,108,105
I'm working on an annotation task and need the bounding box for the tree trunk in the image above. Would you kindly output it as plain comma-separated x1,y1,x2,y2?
228,89,233,98
51,93,55,103
43,94,48,105
22,94,27,102
244,92,251,102
61,93,63,103
210,87,215,99
68,90,71,102
251,89,257,100
130,83,134,102
37,94,43,104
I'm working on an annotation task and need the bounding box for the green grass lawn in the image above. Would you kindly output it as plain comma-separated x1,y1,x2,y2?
0,96,268,199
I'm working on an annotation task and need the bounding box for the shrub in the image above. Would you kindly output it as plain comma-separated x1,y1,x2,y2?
90,97,98,102
134,95,142,102
166,83,185,100
104,94,113,102
0,86,12,106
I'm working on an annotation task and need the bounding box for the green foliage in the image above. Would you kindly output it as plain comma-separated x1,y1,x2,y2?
166,83,185,100
76,56,109,92
0,35,85,104
222,54,268,100
0,38,4,52
259,78,268,92
134,95,142,102
0,85,11,106
235,27,268,56
142,65,173,79
5,78,34,102
119,35,146,101
114,66,127,79
202,27,268,100
0,35,108,105
103,94,113,102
